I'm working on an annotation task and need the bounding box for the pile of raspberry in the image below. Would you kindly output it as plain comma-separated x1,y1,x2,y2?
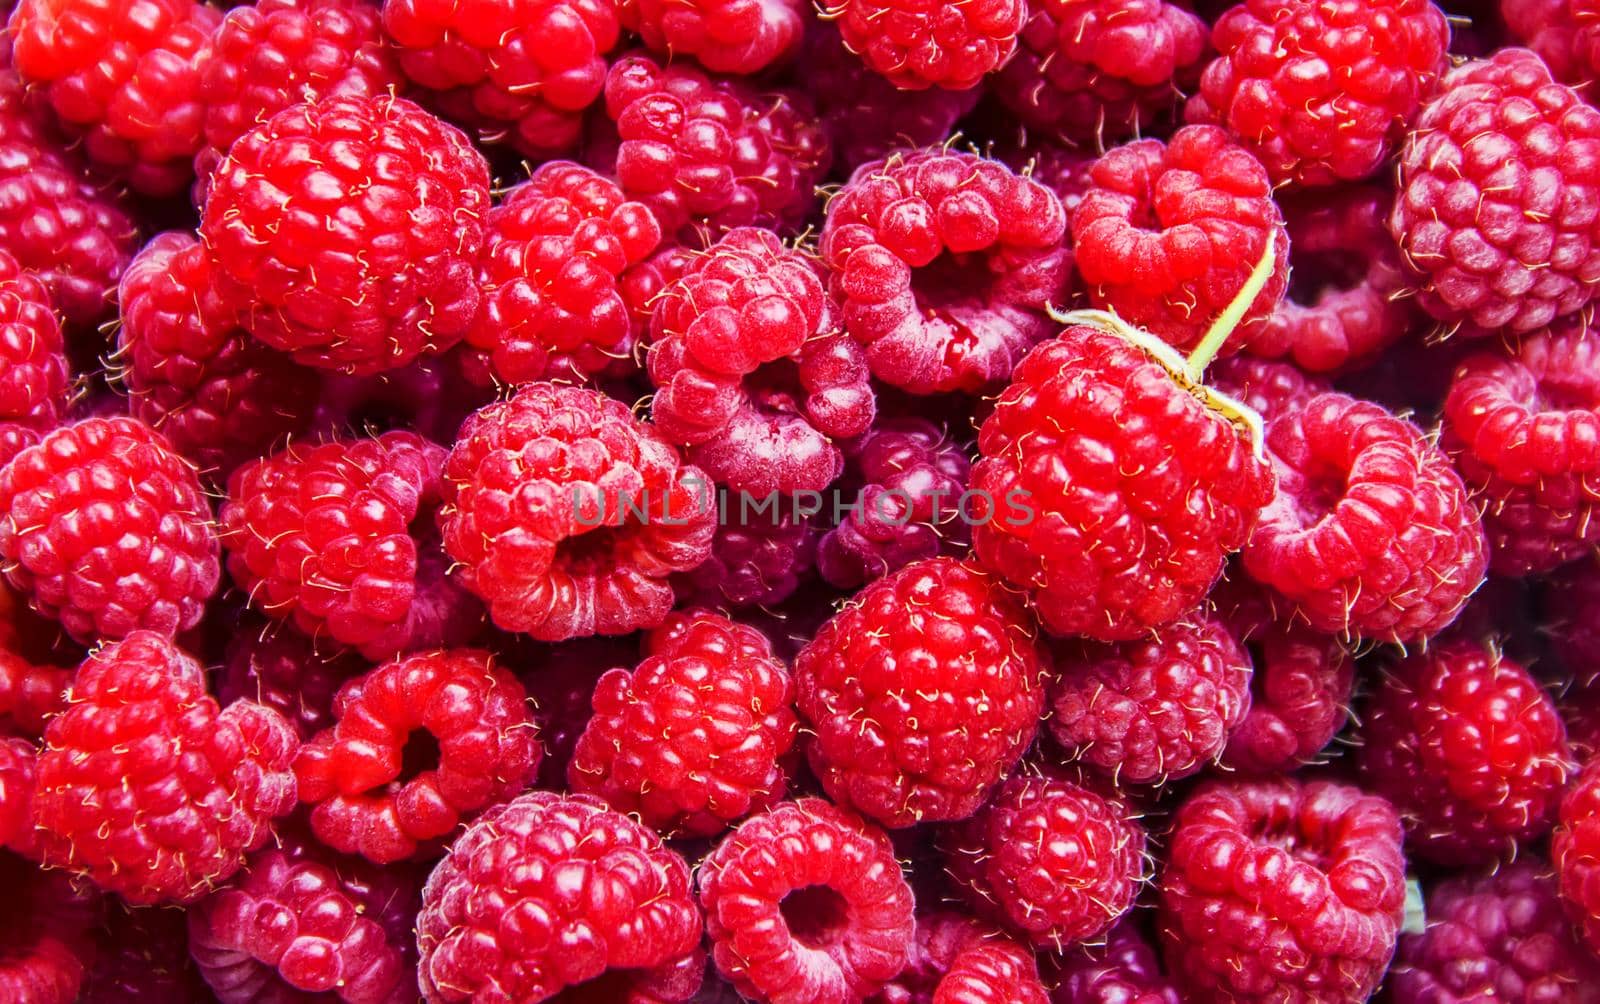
9,0,1600,1001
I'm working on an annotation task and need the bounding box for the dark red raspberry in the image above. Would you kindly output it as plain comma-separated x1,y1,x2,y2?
827,0,1025,90
601,52,830,242
0,649,68,737
0,246,66,466
1242,391,1488,644
1208,354,1330,424
1358,638,1572,865
1188,0,1448,187
201,93,490,375
1390,859,1600,1004
440,382,716,641
1547,559,1600,742
1048,610,1252,785
569,608,796,837
796,557,1046,827
1556,757,1600,954
31,632,298,904
1503,0,1600,87
994,140,1096,219
1072,125,1289,353
383,0,620,159
0,852,98,1004
513,633,637,790
1443,321,1600,576
699,797,914,1002
465,160,661,386
0,416,220,643
294,648,540,863
672,500,819,610
0,736,34,848
418,790,704,1001
1048,919,1179,1004
216,618,365,740
80,901,210,1003
874,911,1048,1004
1392,48,1600,335
309,350,490,448
116,231,316,479
994,0,1208,146
221,431,483,661
1159,778,1406,1001
942,771,1146,948
820,149,1071,394
972,327,1274,641
189,839,421,1004
624,0,801,74
1243,186,1417,373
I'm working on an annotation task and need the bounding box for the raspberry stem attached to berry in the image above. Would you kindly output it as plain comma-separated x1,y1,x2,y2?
1184,238,1279,380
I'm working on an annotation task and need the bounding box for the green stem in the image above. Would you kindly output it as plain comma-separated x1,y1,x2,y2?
1183,236,1279,383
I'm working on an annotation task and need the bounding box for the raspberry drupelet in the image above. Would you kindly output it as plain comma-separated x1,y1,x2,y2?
0,246,67,467
417,791,704,1001
293,648,541,863
699,797,914,1003
0,852,98,1004
623,0,803,74
874,911,1049,1004
1158,777,1406,1002
0,649,69,737
439,382,716,642
0,416,220,644
819,148,1072,395
826,0,1026,91
1049,918,1180,1004
30,632,299,905
201,93,491,375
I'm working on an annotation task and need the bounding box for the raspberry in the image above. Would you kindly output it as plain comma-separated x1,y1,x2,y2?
972,327,1274,641
941,771,1146,949
623,0,802,74
569,608,796,837
293,648,541,863
0,736,34,849
1358,638,1572,865
699,797,914,1002
465,161,660,386
1158,777,1406,1001
817,417,970,590
0,416,220,643
440,382,716,642
0,852,98,1004
1556,758,1600,954
1208,354,1331,424
1242,391,1488,644
1243,186,1417,373
10,0,220,194
795,557,1046,827
0,246,67,466
216,618,365,740
1443,321,1600,576
672,500,819,610
189,839,420,1004
115,231,316,479
0,649,68,736
1547,556,1600,692
1072,126,1289,353
1392,48,1600,335
601,52,830,242
992,138,1096,218
31,632,298,904
1049,919,1180,1004
221,431,484,661
309,351,489,448
875,911,1049,1004
1503,0,1600,87
514,634,637,790
1188,0,1448,187
826,0,1025,91
1048,610,1252,785
201,94,491,375
1389,859,1600,1004
382,0,620,159
819,149,1072,394
80,901,210,1003
994,0,1208,146
418,791,704,1001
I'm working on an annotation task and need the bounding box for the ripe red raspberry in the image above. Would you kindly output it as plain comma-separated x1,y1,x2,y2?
700,797,914,1002
0,650,68,737
875,911,1049,1004
672,502,819,610
1072,126,1289,353
941,771,1146,948
1243,391,1488,644
382,0,619,159
201,94,490,375
994,0,1208,146
1556,757,1600,954
216,618,364,740
1393,48,1600,335
1443,322,1600,576
0,736,35,849
81,901,211,1003
116,231,316,479
1049,919,1179,1004
294,648,540,863
0,246,66,466
1048,611,1252,785
972,326,1274,641
826,0,1025,90
1243,186,1417,373
31,632,298,904
418,790,704,1001
623,0,801,74
1209,354,1330,424
440,382,716,642
1188,0,1448,187
0,852,98,1004
0,416,220,643
1389,859,1600,1004
1159,778,1406,1001
601,52,830,242
1358,638,1572,865
796,557,1046,828
189,839,420,1004
1503,0,1600,87
820,149,1071,394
